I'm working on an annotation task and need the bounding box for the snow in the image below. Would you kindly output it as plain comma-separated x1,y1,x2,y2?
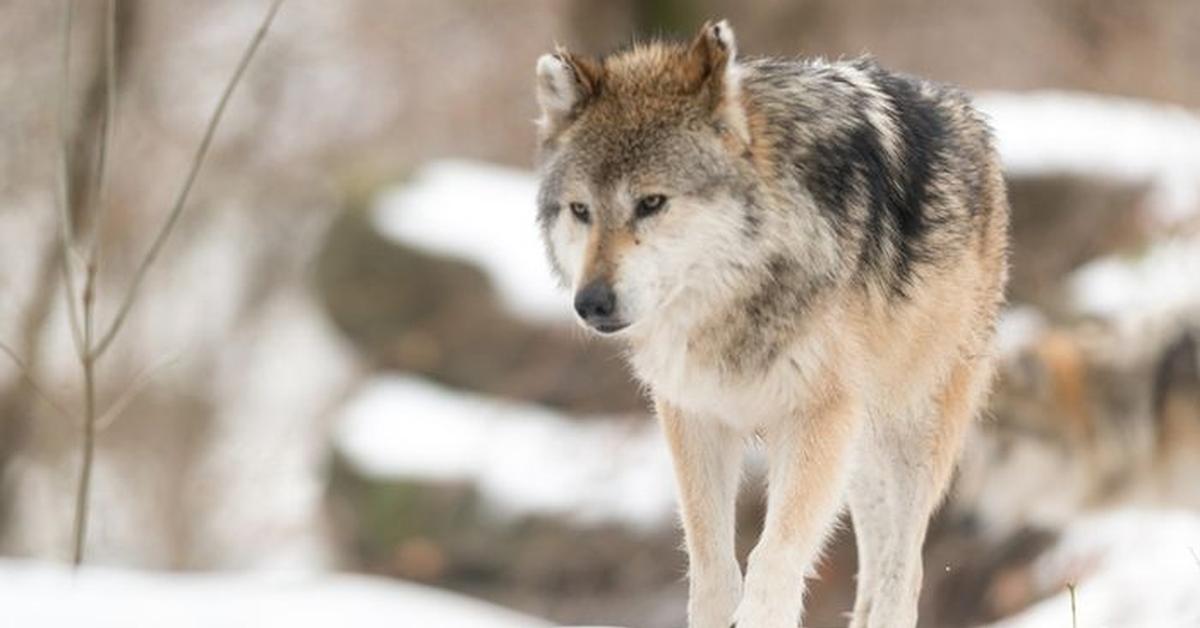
334,376,677,530
987,509,1200,628
1067,233,1200,321
371,160,567,323
0,559,550,628
995,305,1049,355
977,91,1200,222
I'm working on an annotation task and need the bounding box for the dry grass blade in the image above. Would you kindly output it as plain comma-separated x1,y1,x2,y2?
90,0,286,360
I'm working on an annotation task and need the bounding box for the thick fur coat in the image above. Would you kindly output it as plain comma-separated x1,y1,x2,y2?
534,20,1009,628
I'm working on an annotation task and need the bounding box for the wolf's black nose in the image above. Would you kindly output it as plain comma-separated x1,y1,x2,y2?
574,280,617,321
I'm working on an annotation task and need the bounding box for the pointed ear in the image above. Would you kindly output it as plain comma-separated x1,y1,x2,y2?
686,19,749,145
535,48,602,139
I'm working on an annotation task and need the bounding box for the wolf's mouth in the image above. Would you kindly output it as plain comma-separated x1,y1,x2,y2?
589,320,630,335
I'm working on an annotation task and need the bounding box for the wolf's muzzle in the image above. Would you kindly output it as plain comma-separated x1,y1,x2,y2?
574,280,628,334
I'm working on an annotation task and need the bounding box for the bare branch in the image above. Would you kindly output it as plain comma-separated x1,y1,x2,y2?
69,0,286,567
0,340,74,421
56,0,85,360
72,261,98,566
97,354,181,431
91,0,286,359
88,0,118,267
59,247,85,358
70,350,95,566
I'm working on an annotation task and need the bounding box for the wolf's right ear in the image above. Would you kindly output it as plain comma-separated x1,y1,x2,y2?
535,49,602,139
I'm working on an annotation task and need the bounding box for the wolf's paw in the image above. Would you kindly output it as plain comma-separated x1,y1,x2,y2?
730,603,798,628
687,567,742,628
732,552,804,628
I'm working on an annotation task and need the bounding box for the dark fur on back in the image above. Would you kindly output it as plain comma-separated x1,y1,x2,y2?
739,57,1001,297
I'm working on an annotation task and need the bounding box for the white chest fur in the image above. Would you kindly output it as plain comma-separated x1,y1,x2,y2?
628,320,835,433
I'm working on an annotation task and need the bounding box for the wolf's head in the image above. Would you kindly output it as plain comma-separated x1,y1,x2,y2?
533,21,757,336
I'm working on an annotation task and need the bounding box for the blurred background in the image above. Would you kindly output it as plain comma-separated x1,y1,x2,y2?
2,1,1199,626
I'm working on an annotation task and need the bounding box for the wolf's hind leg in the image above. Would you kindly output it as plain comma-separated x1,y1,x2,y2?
657,400,745,628
846,465,893,628
867,358,985,628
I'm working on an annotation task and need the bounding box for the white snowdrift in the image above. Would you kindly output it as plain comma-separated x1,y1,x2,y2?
977,91,1200,222
1068,232,1200,321
334,376,677,530
371,160,566,322
0,559,549,628
988,509,1200,628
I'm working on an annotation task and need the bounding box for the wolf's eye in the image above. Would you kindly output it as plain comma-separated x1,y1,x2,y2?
635,194,668,219
568,202,590,224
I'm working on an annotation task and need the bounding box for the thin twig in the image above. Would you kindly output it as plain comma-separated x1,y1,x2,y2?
67,0,285,566
56,0,85,360
69,0,114,568
0,340,73,420
58,248,85,359
70,262,97,565
96,354,181,430
90,0,285,360
88,0,117,266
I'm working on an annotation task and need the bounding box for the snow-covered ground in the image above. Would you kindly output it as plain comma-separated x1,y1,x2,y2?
988,509,1200,628
0,559,550,628
335,376,676,530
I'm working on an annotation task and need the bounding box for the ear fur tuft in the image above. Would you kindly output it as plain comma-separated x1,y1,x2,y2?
535,48,602,138
688,19,749,145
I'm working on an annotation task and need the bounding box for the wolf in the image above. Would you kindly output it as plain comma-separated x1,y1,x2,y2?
533,20,1009,628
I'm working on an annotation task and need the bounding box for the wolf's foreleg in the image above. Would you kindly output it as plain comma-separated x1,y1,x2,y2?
658,400,745,628
734,389,859,628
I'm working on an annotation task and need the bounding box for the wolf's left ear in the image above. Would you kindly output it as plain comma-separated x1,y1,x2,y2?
687,19,749,145
535,48,602,139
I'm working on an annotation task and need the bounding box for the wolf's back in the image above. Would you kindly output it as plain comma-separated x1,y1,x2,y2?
742,57,1009,298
